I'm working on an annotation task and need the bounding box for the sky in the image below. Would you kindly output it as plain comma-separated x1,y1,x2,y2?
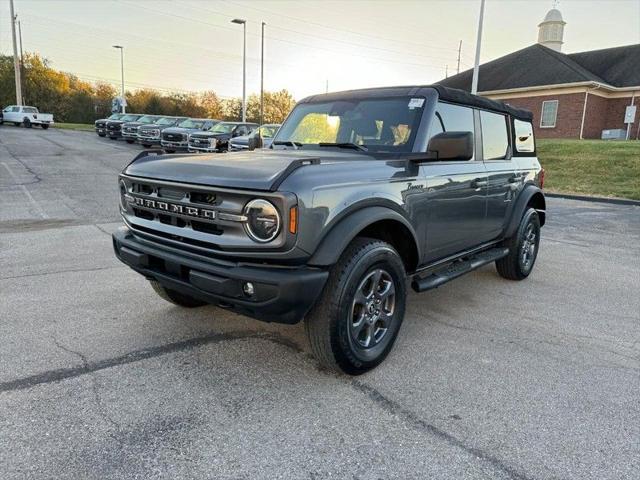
1,0,639,100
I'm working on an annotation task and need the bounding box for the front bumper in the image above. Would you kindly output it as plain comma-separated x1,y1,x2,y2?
96,127,106,135
137,136,161,145
108,130,122,138
112,226,328,324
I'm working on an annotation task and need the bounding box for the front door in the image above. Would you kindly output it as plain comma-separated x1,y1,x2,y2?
421,102,489,262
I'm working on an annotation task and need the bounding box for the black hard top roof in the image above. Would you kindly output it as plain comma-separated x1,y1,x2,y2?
299,84,533,121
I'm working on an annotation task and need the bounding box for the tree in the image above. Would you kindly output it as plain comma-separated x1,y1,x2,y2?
198,91,224,119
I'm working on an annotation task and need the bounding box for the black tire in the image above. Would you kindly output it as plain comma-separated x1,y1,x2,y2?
149,281,207,308
98,133,106,137
496,207,541,280
126,139,134,144
109,136,117,140
165,149,175,154
142,144,151,148
14,122,21,126
305,237,407,375
41,123,49,130
23,118,32,128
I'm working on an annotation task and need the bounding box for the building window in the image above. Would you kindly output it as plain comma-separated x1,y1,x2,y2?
540,100,558,128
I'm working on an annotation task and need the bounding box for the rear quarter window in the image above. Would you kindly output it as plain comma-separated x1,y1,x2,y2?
514,119,535,153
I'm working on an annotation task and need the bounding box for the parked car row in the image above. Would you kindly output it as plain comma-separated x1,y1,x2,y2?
94,113,279,153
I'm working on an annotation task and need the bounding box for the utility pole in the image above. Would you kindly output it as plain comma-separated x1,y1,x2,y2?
231,19,247,122
260,22,265,126
456,40,462,74
325,79,329,94
112,45,125,113
9,0,23,105
18,19,25,104
445,65,448,78
471,0,485,95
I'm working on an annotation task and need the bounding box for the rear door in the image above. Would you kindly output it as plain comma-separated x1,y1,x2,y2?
479,110,517,239
422,102,489,262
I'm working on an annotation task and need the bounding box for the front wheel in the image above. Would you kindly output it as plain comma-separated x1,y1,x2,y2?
305,237,407,375
149,281,207,308
126,139,134,144
496,207,541,280
23,118,32,128
41,123,49,130
164,149,175,154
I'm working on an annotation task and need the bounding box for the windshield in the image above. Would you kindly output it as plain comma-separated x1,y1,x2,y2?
138,115,157,124
257,125,279,138
208,122,235,134
156,117,177,126
178,119,205,129
120,114,140,122
273,97,425,152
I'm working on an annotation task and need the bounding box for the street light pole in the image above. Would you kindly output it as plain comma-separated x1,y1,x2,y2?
231,19,247,122
9,0,22,106
260,21,265,127
471,0,485,95
112,45,125,113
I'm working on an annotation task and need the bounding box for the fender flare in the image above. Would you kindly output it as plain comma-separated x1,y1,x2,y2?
308,206,420,267
505,185,546,238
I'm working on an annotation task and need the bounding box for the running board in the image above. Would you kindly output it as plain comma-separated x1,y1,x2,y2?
411,247,509,292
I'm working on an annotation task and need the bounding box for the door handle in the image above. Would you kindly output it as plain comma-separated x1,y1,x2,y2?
471,178,487,188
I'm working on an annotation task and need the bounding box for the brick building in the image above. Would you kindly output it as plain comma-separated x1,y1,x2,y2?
438,8,640,140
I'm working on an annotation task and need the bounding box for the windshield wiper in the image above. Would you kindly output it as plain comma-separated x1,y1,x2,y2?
273,140,302,150
318,142,368,152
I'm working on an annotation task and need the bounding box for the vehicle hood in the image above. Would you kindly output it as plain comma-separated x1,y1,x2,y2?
162,127,202,135
106,120,126,126
124,149,371,191
122,121,144,128
139,124,166,131
190,131,231,140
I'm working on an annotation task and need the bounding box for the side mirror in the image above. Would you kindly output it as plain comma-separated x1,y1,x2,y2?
425,131,473,161
248,134,262,151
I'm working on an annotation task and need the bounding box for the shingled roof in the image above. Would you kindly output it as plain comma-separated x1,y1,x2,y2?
437,43,640,92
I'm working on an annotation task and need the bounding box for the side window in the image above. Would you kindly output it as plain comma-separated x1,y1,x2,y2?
514,119,535,153
540,100,558,128
428,102,475,160
11,106,20,112
480,111,509,160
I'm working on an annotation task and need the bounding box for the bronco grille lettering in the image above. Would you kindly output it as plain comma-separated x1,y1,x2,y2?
128,195,216,220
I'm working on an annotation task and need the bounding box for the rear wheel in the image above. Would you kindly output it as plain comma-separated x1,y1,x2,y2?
496,207,541,280
149,281,207,308
305,237,407,375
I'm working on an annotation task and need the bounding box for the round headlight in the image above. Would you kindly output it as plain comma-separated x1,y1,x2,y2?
244,199,280,243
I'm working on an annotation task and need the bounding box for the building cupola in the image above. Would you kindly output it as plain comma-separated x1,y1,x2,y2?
538,5,566,52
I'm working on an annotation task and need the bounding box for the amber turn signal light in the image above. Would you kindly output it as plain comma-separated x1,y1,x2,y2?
289,206,297,234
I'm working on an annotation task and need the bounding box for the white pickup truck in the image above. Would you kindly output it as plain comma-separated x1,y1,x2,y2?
1,105,54,129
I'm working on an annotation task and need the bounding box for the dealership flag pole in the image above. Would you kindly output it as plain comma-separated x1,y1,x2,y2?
231,19,247,122
471,0,485,95
260,22,265,127
9,0,22,105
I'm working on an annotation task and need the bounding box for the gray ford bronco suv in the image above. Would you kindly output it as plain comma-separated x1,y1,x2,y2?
113,85,545,374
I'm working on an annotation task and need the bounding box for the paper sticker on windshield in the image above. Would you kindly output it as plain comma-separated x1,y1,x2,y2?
408,98,425,109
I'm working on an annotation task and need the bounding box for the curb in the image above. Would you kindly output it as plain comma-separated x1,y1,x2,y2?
545,192,640,206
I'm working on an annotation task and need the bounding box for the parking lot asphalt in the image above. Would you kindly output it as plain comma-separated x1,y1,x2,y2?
1,126,639,480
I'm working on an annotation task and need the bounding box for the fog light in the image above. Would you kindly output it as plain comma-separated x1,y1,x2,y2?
243,282,255,296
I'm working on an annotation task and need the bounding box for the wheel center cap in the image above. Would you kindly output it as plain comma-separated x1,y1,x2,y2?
367,303,375,314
